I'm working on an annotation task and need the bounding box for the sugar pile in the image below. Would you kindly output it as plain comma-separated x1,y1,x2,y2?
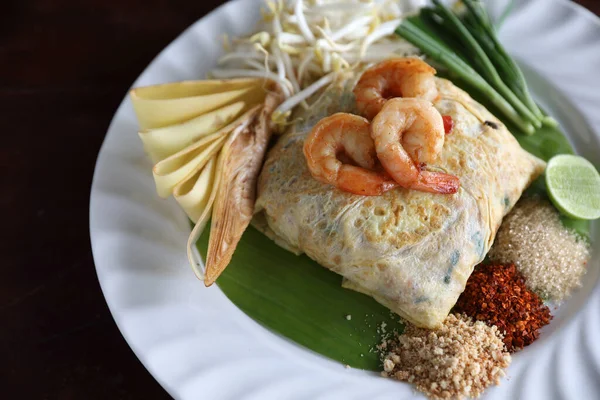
489,197,590,301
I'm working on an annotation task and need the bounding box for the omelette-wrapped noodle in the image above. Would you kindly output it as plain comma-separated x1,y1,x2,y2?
255,74,545,328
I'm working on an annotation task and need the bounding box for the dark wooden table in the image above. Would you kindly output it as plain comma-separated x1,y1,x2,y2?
2,0,597,398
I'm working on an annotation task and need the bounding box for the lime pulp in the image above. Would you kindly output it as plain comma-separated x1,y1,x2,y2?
545,154,600,220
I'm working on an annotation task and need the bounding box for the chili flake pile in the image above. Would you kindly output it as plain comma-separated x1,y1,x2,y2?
379,314,511,400
454,263,552,352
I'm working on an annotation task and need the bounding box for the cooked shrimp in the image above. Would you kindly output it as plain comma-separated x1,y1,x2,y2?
370,98,459,194
354,58,439,120
303,113,398,196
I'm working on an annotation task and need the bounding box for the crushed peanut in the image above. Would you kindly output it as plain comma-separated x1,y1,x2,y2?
379,314,511,400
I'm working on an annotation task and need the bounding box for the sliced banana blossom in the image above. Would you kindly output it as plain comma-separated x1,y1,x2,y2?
185,108,261,281
173,156,218,223
130,78,262,129
153,131,227,198
203,89,282,286
130,78,281,284
139,101,245,163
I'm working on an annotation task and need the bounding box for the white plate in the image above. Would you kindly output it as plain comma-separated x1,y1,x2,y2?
90,0,600,398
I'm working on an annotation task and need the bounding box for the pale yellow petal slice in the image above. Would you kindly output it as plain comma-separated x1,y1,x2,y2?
173,156,218,222
132,87,251,130
139,101,246,163
186,163,220,281
186,107,261,281
153,133,225,198
130,79,264,130
132,78,260,99
152,107,261,197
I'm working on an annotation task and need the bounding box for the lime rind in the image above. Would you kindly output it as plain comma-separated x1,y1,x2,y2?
546,154,600,220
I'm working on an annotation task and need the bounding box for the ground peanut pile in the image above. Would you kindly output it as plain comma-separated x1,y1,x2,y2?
488,197,590,301
379,314,511,400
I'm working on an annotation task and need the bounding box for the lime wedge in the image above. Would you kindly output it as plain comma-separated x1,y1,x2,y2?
546,154,600,220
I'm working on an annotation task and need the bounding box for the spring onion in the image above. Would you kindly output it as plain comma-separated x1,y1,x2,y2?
461,0,556,127
396,20,535,134
431,0,540,128
396,0,552,134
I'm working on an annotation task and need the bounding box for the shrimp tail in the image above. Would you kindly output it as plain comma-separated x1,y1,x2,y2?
412,171,460,194
337,165,398,196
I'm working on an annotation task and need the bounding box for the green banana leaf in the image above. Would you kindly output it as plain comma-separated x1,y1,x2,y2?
197,224,404,370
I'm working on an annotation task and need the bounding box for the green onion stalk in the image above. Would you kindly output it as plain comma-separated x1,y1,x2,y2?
396,21,535,134
396,0,556,134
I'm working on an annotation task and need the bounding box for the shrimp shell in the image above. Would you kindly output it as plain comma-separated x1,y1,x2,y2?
354,58,438,120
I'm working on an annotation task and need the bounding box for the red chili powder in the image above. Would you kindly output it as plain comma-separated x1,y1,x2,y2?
454,263,552,352
442,115,454,134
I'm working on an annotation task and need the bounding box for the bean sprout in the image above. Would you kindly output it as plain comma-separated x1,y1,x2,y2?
213,0,419,123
